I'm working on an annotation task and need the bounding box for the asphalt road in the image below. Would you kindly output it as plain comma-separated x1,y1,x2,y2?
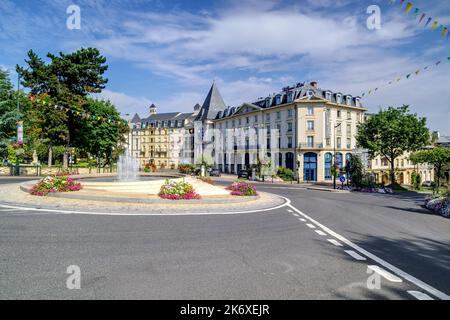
0,178,449,300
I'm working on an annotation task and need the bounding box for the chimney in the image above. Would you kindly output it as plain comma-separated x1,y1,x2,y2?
310,81,318,89
149,104,157,115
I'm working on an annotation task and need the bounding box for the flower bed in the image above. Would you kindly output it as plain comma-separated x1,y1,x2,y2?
31,175,82,196
158,180,201,200
226,182,258,196
425,197,450,218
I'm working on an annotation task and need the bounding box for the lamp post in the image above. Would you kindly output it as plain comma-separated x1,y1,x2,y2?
333,122,342,190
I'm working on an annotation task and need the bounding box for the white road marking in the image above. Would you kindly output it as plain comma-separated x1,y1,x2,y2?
287,209,293,213
0,198,290,216
368,265,403,283
306,223,316,229
344,250,367,261
315,230,327,236
327,239,343,247
298,218,306,222
407,290,434,300
281,197,450,300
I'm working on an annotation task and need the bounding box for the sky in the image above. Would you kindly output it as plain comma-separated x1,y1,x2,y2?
0,0,449,134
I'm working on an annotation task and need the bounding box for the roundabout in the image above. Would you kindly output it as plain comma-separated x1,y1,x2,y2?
0,173,287,215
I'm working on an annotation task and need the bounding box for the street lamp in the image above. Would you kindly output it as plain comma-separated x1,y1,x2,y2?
333,122,342,190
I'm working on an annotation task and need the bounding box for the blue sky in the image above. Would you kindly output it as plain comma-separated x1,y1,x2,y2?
1,0,449,133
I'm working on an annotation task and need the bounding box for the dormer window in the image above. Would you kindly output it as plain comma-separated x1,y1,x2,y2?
275,95,282,105
336,94,342,104
306,90,314,98
355,98,361,107
326,91,332,101
265,98,271,108
346,96,352,106
287,92,293,103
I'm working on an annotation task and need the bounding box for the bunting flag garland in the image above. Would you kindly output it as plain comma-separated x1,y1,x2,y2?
389,1,449,41
360,56,450,98
28,94,128,126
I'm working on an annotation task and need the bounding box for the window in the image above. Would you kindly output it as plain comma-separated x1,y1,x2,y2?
254,115,258,122
287,109,293,118
276,111,281,120
337,137,341,149
287,137,293,148
246,117,249,124
267,138,271,149
307,121,314,131
238,118,242,126
347,111,351,120
287,92,293,103
307,136,314,148
346,96,352,105
307,106,314,115
266,98,271,108
336,94,342,104
275,95,281,105
326,92,331,100
337,110,342,119
326,138,331,146
346,124,351,135
346,138,351,149
266,114,270,122
287,122,293,132
232,120,235,127
324,153,333,180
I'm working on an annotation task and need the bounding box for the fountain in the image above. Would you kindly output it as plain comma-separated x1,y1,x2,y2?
117,149,139,181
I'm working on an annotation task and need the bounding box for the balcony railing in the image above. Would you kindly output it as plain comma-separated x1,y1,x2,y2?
298,143,324,149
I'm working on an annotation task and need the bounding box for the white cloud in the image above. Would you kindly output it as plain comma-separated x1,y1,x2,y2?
97,89,152,118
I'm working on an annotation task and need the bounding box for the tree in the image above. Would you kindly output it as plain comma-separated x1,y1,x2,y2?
347,154,364,187
72,98,128,165
410,147,450,190
356,105,429,186
16,48,108,168
0,69,32,160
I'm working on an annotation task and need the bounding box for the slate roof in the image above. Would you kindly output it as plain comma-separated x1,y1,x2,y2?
195,82,228,121
215,81,364,120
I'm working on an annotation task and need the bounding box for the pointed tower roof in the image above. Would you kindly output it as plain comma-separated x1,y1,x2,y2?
131,113,141,123
195,82,227,121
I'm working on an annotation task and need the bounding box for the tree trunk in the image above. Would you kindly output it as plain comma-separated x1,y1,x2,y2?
48,145,53,168
63,149,69,169
390,157,396,186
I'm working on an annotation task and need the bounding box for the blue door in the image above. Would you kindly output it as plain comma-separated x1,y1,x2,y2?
304,152,317,182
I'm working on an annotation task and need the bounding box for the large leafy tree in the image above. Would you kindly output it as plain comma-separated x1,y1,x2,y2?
410,147,450,190
356,105,429,185
0,69,32,158
73,99,128,165
16,48,108,167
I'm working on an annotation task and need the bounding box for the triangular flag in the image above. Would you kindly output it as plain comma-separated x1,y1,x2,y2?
443,27,448,37
425,17,432,27
432,21,438,30
361,93,365,97
448,56,450,61
406,3,412,13
396,78,401,82
400,0,405,5
415,70,420,75
406,74,411,79
436,61,441,66
418,13,426,24
414,8,420,17
424,66,429,70
368,90,372,94
388,81,393,85
375,88,378,91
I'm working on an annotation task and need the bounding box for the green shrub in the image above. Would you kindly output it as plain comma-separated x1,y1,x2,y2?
277,167,294,181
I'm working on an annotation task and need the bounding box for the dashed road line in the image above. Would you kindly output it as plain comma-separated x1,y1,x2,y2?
344,250,366,261
298,218,306,222
315,230,327,236
282,197,450,300
368,265,403,283
306,223,316,229
407,290,434,300
327,239,343,247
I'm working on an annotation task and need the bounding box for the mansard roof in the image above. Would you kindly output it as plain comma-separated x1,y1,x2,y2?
130,113,141,123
